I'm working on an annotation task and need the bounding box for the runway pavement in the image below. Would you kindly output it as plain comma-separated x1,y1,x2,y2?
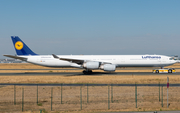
0,72,179,76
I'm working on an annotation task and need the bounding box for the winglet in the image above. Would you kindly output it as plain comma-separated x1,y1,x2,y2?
52,54,59,59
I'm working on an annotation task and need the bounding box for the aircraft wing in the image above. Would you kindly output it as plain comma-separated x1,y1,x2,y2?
52,54,84,65
3,55,27,61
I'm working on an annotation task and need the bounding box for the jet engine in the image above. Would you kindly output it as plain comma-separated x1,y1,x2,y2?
83,62,100,69
100,64,116,71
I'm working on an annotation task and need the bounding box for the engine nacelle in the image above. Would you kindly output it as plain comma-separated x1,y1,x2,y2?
83,62,100,69
100,64,116,71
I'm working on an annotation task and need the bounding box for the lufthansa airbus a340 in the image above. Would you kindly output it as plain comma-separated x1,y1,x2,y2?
4,36,177,74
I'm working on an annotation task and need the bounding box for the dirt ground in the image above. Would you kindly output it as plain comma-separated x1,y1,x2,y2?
0,63,180,112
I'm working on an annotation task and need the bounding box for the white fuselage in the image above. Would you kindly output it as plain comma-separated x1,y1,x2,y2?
21,55,176,68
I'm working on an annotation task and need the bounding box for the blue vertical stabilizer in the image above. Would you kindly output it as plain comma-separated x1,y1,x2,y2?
11,36,38,55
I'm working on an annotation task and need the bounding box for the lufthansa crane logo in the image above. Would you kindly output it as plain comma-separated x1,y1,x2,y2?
15,41,23,50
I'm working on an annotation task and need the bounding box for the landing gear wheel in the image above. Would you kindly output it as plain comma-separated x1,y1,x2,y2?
168,69,172,73
83,70,86,74
83,70,92,75
88,70,92,74
156,70,159,73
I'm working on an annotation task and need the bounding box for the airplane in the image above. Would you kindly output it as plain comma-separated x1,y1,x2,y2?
4,36,177,74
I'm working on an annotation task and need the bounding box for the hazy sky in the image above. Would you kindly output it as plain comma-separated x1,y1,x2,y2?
1,0,180,58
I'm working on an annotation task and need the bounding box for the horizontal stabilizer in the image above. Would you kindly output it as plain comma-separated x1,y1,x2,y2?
3,55,27,61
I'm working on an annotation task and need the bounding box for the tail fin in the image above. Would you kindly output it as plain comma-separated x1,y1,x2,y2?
11,36,38,55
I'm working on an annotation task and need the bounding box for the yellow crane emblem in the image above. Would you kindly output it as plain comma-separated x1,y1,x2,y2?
15,41,23,50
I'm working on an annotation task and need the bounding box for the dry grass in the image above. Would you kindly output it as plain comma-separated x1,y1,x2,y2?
0,75,180,84
0,63,54,69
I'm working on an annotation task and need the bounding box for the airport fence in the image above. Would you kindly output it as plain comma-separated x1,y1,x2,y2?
0,83,180,112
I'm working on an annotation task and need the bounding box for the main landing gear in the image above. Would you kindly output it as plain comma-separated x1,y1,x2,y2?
83,70,92,74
